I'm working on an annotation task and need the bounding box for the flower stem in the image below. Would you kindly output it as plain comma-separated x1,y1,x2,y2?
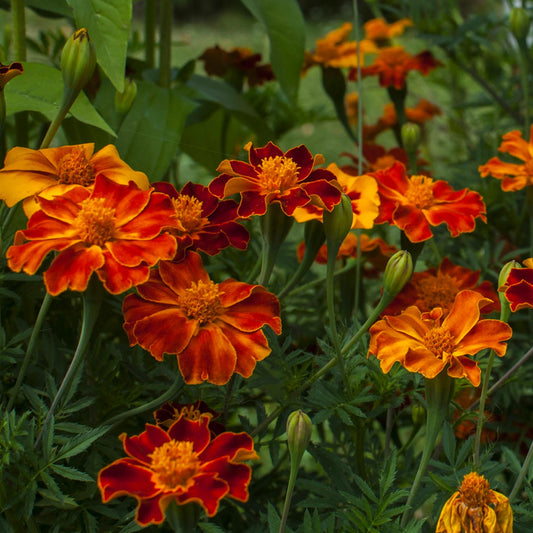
6,292,54,412
39,90,78,149
279,461,300,533
11,0,28,148
509,438,533,501
158,0,172,88
34,278,103,448
165,500,200,533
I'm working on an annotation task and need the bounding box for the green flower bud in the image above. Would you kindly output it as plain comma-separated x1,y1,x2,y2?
323,193,353,251
115,78,137,115
286,410,312,466
498,260,521,322
401,122,421,154
61,28,96,94
383,250,413,297
498,260,522,289
510,7,530,42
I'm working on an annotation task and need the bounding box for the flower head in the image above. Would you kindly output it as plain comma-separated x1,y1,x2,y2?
368,290,512,386
372,161,486,242
0,143,149,216
154,401,226,436
6,176,177,295
98,416,258,526
154,181,249,261
479,125,533,191
363,17,413,46
209,141,342,218
0,61,23,90
436,472,513,532
123,251,282,385
499,257,533,311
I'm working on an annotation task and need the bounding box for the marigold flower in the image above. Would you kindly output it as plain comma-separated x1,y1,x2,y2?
436,472,513,532
499,257,533,311
6,176,177,295
479,125,533,191
154,401,225,436
453,389,497,444
371,161,486,242
383,257,500,316
292,163,379,229
123,251,282,385
350,46,442,89
209,141,342,218
98,416,258,526
363,17,413,45
153,181,249,261
0,61,23,90
0,143,149,216
368,290,512,387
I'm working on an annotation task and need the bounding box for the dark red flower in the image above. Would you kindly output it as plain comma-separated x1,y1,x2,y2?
154,401,225,436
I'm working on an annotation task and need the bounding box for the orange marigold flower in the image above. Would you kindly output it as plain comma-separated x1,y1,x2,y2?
499,257,533,311
479,125,533,191
368,290,512,387
6,176,177,295
209,141,342,218
436,472,513,532
292,163,379,229
350,46,442,89
154,181,249,261
0,143,149,216
364,17,413,45
98,416,258,526
123,251,282,385
154,401,225,436
372,161,487,242
0,61,23,89
383,257,500,316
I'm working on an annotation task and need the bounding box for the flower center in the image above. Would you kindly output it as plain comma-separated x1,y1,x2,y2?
57,147,96,186
74,198,116,247
405,175,434,209
415,273,458,313
178,280,223,324
459,472,491,508
423,326,455,359
172,195,207,234
149,440,200,491
257,156,300,193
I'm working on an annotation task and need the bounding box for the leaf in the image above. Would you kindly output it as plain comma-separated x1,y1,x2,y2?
115,81,196,180
55,425,109,461
241,0,305,103
50,464,93,482
267,502,282,533
26,0,72,18
67,0,132,92
5,62,115,136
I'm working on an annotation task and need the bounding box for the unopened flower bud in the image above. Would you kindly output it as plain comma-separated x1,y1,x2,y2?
61,28,96,94
115,78,137,115
323,193,353,251
498,260,522,289
383,250,413,297
498,260,521,321
401,122,421,154
286,410,312,466
510,7,530,42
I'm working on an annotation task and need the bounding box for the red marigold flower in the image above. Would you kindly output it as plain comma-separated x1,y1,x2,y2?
98,416,258,526
209,141,342,218
371,161,486,242
350,46,442,89
368,290,512,387
154,401,226,436
153,181,249,261
383,257,500,316
6,176,177,295
479,125,533,191
499,258,533,311
123,251,282,385
0,143,149,216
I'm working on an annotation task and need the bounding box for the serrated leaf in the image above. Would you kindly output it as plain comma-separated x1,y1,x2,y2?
37,488,78,509
55,425,109,461
23,480,38,520
5,62,115,135
267,502,282,533
50,464,93,482
67,0,131,92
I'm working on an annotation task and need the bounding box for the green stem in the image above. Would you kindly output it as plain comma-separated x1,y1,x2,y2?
11,0,28,148
165,500,200,533
518,41,529,134
40,89,78,149
279,462,299,533
509,438,533,501
34,278,103,448
145,0,156,69
158,0,172,88
6,292,54,411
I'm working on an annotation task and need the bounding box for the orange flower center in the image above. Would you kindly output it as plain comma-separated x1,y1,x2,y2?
459,472,491,508
405,175,434,209
257,156,300,193
423,326,455,359
416,273,458,312
75,198,116,247
149,440,200,491
179,280,223,324
57,147,96,186
172,194,207,233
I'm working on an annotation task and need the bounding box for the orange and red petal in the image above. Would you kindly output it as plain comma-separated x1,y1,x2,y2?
168,417,211,454
159,253,211,294
201,431,256,463
123,424,170,463
447,356,481,387
403,346,447,378
300,177,342,211
174,473,229,517
442,290,487,342
454,320,512,357
237,190,269,217
248,141,284,166
96,252,151,294
504,278,533,311
200,457,251,501
275,188,313,217
135,494,167,526
283,144,315,179
499,128,531,161
177,325,237,385
129,269,181,306
393,204,434,242
106,234,176,268
36,187,90,221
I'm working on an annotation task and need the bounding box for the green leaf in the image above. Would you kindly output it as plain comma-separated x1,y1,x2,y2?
55,425,109,461
26,0,72,18
241,0,305,103
267,502,282,533
67,0,132,92
50,464,93,482
5,62,115,136
116,81,196,181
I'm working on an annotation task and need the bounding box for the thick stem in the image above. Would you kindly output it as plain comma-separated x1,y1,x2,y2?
145,0,157,69
11,0,28,148
158,0,172,88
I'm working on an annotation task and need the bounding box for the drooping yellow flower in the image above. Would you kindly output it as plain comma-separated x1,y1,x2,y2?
436,472,513,532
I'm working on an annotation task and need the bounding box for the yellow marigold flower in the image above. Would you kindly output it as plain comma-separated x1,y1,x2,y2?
436,472,513,532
